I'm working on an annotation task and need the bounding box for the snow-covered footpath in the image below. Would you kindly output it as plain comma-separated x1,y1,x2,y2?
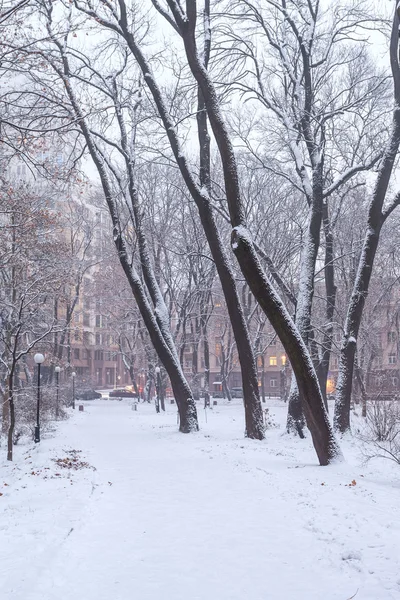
1,399,399,600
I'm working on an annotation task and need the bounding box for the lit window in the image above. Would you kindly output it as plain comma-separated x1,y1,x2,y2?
326,379,335,394
269,356,277,366
281,355,286,366
257,356,263,368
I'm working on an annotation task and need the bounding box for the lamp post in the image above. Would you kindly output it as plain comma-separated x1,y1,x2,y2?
55,366,61,419
34,353,45,443
155,366,160,413
71,371,76,409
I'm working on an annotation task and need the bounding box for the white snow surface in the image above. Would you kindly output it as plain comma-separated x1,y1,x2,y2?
1,399,400,600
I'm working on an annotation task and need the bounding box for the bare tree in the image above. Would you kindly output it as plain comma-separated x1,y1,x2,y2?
0,182,67,459
334,6,400,432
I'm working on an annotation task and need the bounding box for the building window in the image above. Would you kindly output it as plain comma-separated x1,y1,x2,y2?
269,356,277,366
281,355,287,366
83,331,91,345
95,350,104,361
95,333,101,345
388,354,397,365
257,355,263,368
388,331,396,343
391,376,398,387
270,378,277,388
73,348,80,360
95,315,102,328
74,329,80,341
84,298,91,310
83,313,90,327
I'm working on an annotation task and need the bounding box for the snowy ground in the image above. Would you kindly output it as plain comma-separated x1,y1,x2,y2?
1,398,399,600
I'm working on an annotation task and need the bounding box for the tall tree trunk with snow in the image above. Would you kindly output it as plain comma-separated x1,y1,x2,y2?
7,369,15,461
287,174,324,436
317,203,337,403
334,10,400,432
163,0,340,464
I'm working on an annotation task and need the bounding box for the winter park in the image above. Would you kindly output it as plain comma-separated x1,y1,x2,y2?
1,0,400,599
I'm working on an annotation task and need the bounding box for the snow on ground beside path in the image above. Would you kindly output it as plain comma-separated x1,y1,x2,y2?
1,399,400,600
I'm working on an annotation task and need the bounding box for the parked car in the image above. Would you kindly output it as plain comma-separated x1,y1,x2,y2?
109,388,138,399
76,389,102,401
230,387,243,398
212,391,224,399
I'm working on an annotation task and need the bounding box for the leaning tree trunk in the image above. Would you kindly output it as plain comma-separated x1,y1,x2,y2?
52,50,198,432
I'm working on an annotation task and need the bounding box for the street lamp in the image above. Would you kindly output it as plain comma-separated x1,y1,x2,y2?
55,366,61,419
155,366,161,413
71,371,76,409
34,353,45,443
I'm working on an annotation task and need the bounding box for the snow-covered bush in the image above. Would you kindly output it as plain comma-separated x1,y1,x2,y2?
359,401,400,465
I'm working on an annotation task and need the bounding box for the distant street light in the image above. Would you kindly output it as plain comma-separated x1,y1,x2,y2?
34,353,45,443
155,366,161,413
71,371,76,409
55,366,61,419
